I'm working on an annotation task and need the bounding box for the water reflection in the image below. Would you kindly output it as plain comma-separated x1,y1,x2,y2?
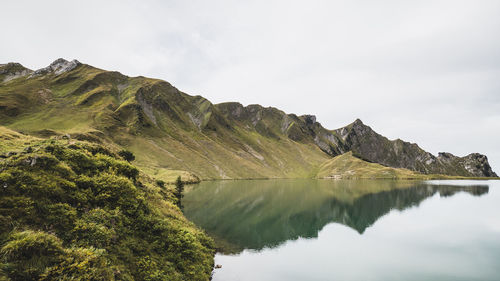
183,180,488,254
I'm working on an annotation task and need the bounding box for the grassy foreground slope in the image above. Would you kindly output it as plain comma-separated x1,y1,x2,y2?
0,127,214,280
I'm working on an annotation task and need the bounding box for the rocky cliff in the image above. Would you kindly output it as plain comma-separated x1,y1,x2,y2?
333,119,497,177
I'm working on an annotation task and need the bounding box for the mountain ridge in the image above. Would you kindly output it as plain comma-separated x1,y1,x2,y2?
0,58,496,179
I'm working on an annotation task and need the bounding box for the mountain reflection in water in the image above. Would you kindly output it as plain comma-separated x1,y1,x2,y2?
183,180,488,254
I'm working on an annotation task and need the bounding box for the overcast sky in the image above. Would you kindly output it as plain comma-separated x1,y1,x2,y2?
2,0,499,172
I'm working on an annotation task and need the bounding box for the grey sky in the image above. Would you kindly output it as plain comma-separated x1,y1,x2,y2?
2,0,499,171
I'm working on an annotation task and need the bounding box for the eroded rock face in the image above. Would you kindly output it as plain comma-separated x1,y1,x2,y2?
303,115,316,125
0,62,33,82
215,103,346,155
462,153,497,177
214,107,498,177
333,119,497,177
30,58,81,77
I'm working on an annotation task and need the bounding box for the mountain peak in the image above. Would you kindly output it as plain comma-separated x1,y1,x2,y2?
353,118,364,125
31,58,81,77
0,62,33,82
302,115,317,125
0,62,27,69
49,58,69,67
349,118,373,136
0,62,31,72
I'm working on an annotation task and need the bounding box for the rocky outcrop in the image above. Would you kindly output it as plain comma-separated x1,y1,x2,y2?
438,152,497,177
216,102,347,155
30,58,81,77
333,119,497,177
1,59,81,81
0,63,33,82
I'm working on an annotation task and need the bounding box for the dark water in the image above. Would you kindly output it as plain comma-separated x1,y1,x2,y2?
183,179,500,281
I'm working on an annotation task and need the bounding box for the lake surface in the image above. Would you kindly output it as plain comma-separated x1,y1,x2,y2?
183,179,500,281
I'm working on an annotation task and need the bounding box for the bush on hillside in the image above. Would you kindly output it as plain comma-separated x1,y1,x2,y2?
0,141,214,280
118,149,135,162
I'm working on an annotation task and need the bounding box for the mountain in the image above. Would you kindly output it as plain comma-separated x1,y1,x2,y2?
0,59,496,179
332,119,497,177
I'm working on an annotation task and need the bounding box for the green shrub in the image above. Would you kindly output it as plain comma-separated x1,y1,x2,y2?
1,230,64,280
118,150,135,162
155,179,165,188
136,256,178,281
0,140,214,280
174,176,184,209
40,247,115,281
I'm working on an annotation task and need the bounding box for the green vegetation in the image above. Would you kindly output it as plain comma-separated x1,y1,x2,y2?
174,176,184,210
139,167,201,185
0,59,496,279
0,62,334,180
118,149,135,162
0,60,495,180
316,152,474,179
0,129,214,280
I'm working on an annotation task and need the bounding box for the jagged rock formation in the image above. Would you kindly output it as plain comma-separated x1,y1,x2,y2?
0,58,496,179
215,102,346,156
30,58,81,77
333,119,497,177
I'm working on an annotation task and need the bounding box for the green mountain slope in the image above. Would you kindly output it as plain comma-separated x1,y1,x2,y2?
0,59,496,179
0,127,214,280
0,59,332,180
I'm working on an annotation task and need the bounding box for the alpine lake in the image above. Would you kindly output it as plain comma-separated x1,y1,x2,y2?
183,179,500,281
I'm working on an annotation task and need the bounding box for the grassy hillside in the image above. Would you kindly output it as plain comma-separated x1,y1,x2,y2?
0,59,496,179
0,60,333,181
0,127,214,280
316,152,472,179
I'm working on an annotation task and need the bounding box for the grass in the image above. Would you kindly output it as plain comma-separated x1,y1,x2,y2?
1,61,496,181
0,127,39,152
1,63,334,180
316,152,489,180
0,127,214,280
139,166,201,184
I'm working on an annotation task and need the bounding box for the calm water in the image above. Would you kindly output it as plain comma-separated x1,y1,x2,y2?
183,179,500,281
